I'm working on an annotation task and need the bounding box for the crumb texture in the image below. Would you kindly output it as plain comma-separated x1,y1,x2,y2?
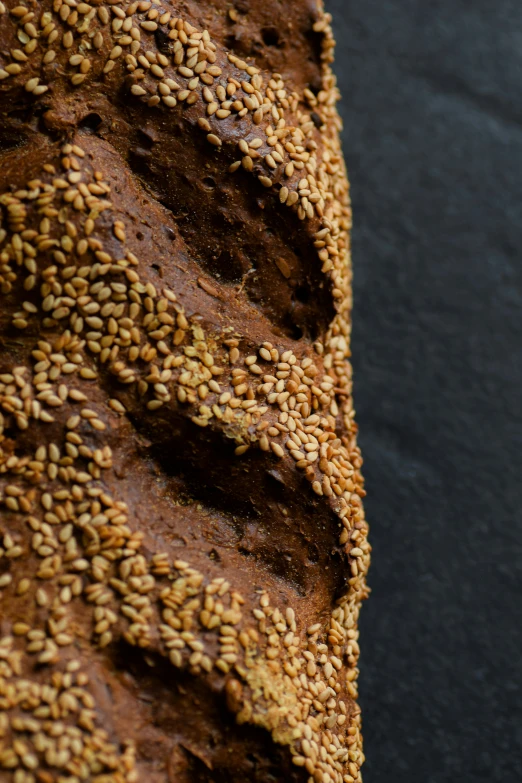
0,0,370,781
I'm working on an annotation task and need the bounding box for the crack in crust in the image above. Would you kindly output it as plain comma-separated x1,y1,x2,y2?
0,2,370,782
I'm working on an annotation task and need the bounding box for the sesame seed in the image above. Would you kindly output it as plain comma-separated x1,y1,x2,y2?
24,76,39,92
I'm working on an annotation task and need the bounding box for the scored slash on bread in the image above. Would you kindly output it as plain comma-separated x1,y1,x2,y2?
0,1,370,781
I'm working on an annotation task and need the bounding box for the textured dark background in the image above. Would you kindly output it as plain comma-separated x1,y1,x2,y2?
328,1,522,781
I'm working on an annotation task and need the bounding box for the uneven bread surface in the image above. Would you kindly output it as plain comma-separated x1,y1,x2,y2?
0,1,370,781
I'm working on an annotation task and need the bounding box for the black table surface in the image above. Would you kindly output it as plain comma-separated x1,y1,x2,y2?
328,1,522,781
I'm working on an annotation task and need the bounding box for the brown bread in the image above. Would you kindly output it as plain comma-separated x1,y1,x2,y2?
0,1,370,780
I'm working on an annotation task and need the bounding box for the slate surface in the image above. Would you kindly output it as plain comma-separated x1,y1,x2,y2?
327,2,522,781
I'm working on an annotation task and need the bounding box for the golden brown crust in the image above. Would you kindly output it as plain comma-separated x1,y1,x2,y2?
0,1,370,781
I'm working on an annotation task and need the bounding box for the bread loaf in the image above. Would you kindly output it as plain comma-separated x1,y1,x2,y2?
0,1,370,780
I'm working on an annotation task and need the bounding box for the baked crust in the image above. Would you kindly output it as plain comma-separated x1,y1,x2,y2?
0,1,370,780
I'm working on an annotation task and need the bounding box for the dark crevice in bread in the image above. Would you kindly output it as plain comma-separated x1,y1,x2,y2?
87,104,336,340
104,642,307,783
144,434,346,598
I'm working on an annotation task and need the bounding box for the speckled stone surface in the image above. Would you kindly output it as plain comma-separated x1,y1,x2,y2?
329,1,522,780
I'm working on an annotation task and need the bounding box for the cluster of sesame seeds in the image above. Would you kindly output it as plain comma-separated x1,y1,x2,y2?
0,143,357,467
0,640,137,782
1,2,354,439
238,590,366,783
0,2,369,780
2,3,347,288
0,141,368,778
0,423,363,781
